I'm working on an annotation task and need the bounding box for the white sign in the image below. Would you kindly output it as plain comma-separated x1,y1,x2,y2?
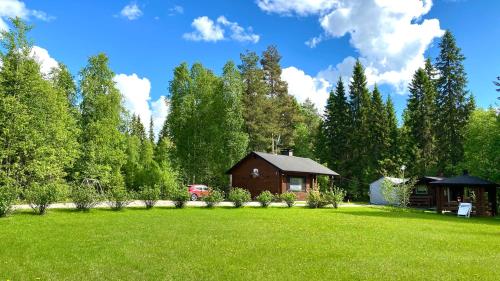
457,203,472,218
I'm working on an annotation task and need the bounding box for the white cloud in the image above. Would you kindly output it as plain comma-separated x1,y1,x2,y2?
113,73,168,138
257,0,337,16
30,46,59,75
31,10,55,22
169,5,184,16
120,3,143,20
183,16,259,43
183,16,224,42
281,66,331,112
0,0,53,31
257,0,444,91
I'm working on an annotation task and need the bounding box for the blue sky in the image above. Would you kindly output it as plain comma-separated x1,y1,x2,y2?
2,0,499,133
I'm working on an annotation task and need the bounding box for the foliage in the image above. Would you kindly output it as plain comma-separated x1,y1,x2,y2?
293,99,321,159
0,186,17,217
24,183,63,215
323,186,346,208
171,188,190,208
138,185,161,209
71,184,101,211
380,177,416,208
0,18,79,197
228,188,251,208
402,66,438,176
435,30,475,174
106,188,132,211
321,78,351,173
203,189,224,208
280,192,297,208
256,190,273,208
166,62,247,188
76,53,126,189
461,109,500,183
306,190,327,209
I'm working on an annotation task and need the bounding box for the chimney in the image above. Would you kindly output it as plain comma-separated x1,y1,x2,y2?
463,169,469,176
281,149,293,156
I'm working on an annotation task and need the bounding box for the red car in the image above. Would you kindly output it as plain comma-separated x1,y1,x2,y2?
188,184,210,201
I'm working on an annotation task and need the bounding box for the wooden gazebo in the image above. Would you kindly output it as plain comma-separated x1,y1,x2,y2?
430,172,498,216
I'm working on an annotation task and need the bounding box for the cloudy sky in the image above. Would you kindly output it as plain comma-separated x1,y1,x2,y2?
1,0,499,134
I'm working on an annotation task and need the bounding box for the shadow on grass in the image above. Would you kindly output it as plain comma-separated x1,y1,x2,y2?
339,207,500,226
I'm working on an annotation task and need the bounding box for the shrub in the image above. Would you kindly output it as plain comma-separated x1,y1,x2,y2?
323,186,346,208
306,190,326,209
171,188,190,208
280,192,297,208
0,186,17,217
228,188,251,208
256,190,273,208
107,188,132,210
381,177,416,208
138,185,161,209
71,184,101,211
24,183,63,215
203,189,224,208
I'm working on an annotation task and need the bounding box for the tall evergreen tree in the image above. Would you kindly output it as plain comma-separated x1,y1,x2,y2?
381,96,400,175
322,78,350,174
148,116,155,143
260,45,300,150
368,85,388,176
0,18,79,191
347,60,372,194
77,53,126,189
403,68,438,176
238,51,270,151
435,30,475,173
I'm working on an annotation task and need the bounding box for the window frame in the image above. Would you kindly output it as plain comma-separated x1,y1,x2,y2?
287,176,306,192
415,185,428,195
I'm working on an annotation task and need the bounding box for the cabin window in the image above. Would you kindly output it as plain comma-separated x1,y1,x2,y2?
288,176,306,192
415,185,428,195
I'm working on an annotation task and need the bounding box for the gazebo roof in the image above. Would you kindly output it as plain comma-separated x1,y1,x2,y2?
429,174,498,187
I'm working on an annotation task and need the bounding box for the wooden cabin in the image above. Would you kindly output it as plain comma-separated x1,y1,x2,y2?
226,151,339,200
429,172,498,216
409,176,446,208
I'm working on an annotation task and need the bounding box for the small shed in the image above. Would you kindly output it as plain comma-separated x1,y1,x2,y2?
369,177,406,205
226,151,339,200
430,172,498,216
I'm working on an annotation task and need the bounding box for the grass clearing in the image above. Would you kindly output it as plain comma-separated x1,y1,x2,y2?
0,207,499,280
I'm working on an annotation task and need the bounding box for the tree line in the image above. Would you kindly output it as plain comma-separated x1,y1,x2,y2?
0,18,497,202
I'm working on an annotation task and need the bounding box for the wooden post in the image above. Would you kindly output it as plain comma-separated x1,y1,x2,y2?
436,186,443,214
477,187,485,216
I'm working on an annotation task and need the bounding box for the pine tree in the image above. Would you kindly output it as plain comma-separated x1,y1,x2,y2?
322,78,350,173
381,96,400,175
148,116,155,143
403,68,438,175
435,30,475,173
368,85,388,176
348,60,372,194
261,45,300,150
77,53,126,189
238,51,270,151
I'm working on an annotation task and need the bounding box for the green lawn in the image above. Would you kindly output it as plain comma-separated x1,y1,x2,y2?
0,207,499,281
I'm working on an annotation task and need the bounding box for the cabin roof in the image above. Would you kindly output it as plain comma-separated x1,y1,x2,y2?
429,175,498,187
227,151,339,176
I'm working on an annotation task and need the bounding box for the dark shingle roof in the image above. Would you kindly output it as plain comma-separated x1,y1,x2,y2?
253,152,339,176
430,175,498,187
416,176,446,185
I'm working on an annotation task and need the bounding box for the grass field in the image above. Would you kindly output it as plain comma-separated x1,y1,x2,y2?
0,207,499,280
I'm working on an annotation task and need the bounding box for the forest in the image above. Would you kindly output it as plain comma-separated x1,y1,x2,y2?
0,18,498,202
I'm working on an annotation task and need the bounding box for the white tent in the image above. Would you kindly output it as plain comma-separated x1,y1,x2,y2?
369,177,406,205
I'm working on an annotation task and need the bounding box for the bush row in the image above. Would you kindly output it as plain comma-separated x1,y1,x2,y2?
0,185,346,217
